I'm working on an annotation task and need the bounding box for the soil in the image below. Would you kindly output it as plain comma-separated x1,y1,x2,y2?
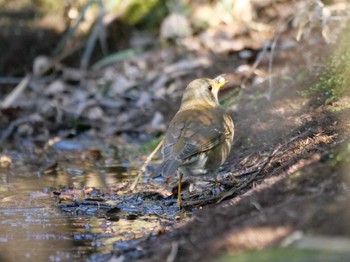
106,61,350,261
1,1,350,262
134,90,350,262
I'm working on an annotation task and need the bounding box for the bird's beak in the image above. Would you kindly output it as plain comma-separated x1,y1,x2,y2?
214,74,228,89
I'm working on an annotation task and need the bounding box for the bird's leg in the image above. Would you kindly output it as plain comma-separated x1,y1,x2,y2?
214,176,222,193
177,171,183,207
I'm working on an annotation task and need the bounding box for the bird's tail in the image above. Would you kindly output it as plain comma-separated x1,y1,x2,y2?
151,159,180,178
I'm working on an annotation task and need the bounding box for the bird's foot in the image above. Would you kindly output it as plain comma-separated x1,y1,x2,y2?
214,177,222,193
227,172,238,184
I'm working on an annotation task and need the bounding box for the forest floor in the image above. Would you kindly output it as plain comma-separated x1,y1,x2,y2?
0,1,350,262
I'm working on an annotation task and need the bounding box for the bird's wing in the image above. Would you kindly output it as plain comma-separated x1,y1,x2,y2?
163,109,227,162
179,123,225,160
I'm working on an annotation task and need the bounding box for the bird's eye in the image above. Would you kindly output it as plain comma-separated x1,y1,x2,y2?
208,85,212,91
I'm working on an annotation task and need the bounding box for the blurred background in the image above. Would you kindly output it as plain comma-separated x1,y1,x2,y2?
1,0,350,261
1,0,348,145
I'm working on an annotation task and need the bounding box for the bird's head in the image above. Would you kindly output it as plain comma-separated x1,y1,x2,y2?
180,75,228,109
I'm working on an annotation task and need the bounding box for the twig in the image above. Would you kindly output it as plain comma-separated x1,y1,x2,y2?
0,114,42,144
182,131,311,207
53,0,94,56
91,47,144,71
241,42,269,88
130,139,163,191
80,0,107,70
166,242,179,262
217,146,279,203
0,76,28,85
184,195,217,207
217,131,309,203
266,16,294,99
233,168,260,178
1,74,31,108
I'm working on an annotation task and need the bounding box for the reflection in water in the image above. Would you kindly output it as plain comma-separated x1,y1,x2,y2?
0,151,116,261
0,167,122,261
0,173,77,261
0,142,182,261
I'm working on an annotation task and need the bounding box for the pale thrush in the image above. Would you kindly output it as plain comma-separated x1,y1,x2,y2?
153,75,234,206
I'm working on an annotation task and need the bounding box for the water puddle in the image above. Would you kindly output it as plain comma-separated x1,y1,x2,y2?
0,139,192,261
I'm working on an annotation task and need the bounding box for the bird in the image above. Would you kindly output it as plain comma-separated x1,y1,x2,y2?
153,75,234,206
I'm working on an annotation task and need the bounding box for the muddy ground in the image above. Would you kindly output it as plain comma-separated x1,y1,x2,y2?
95,53,350,261
1,1,350,262
131,80,350,262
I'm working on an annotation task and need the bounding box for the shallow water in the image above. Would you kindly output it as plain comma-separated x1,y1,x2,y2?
0,139,187,261
0,168,80,261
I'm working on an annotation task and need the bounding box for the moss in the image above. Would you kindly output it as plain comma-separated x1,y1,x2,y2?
325,142,350,167
303,26,350,104
115,0,162,26
35,0,63,13
136,0,168,29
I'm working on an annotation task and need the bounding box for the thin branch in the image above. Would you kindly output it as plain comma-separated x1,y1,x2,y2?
0,114,41,144
130,139,164,191
1,74,31,108
53,0,94,56
240,42,269,88
266,16,294,99
217,145,279,203
182,131,311,206
217,131,309,203
80,0,109,70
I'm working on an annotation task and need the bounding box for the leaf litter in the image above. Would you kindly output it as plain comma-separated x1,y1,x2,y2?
1,1,350,261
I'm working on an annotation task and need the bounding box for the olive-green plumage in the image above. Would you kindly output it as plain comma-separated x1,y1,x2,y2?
153,76,234,206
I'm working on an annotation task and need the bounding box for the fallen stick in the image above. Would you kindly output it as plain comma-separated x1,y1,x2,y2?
217,131,309,203
1,74,31,108
217,146,278,203
130,139,163,191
